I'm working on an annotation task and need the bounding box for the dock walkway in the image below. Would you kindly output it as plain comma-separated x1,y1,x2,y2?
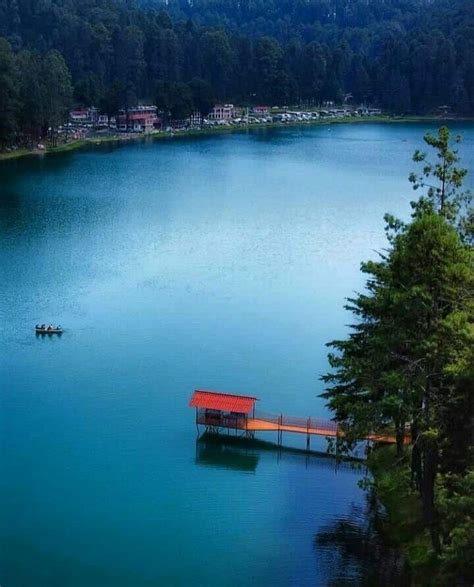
247,414,403,444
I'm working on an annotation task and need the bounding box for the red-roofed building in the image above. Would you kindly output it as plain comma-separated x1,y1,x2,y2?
190,390,258,433
117,106,158,133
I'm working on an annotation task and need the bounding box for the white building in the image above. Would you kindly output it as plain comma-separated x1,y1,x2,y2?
189,112,202,126
207,104,234,121
70,107,98,125
97,114,109,127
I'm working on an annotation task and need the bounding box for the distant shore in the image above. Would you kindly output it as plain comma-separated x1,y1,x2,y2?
1,115,472,163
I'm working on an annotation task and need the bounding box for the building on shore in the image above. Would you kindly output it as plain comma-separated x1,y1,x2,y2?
117,106,159,133
96,114,109,127
207,104,235,121
189,112,203,126
252,105,270,115
70,107,98,125
356,106,382,116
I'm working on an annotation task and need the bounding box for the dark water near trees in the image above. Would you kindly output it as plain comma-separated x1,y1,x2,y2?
1,123,473,586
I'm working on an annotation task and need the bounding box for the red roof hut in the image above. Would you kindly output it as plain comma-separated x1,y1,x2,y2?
189,390,258,433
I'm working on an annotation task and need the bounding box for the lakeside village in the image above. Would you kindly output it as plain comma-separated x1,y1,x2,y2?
64,103,383,142
0,101,386,158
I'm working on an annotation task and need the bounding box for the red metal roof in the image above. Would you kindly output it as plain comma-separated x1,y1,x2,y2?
189,390,258,414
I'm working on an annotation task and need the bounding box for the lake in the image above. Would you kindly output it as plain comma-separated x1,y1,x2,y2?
1,122,473,586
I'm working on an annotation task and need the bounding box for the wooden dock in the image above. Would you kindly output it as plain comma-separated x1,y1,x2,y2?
190,390,407,449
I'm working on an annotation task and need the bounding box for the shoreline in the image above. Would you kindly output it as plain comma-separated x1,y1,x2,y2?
1,115,473,163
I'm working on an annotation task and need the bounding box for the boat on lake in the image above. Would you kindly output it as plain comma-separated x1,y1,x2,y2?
35,325,63,334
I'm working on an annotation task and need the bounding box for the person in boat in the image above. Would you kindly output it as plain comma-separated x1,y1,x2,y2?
47,324,53,331
41,324,46,329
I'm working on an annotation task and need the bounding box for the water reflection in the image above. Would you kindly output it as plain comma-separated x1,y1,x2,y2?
195,433,364,474
315,492,411,586
35,331,63,339
196,437,259,472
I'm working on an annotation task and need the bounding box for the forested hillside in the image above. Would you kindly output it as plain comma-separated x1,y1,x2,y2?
0,0,473,147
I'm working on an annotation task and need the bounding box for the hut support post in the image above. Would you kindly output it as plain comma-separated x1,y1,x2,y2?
278,414,283,446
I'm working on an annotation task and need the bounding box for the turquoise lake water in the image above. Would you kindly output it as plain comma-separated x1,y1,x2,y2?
1,123,473,586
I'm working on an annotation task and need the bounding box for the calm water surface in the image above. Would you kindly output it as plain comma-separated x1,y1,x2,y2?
1,123,473,586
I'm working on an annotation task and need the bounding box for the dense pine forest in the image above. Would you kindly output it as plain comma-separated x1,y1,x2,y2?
0,0,473,147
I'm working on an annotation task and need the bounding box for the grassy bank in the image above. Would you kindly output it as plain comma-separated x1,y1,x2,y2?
368,446,438,584
1,115,469,163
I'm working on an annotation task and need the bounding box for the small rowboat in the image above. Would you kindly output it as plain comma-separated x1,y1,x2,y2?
35,327,63,334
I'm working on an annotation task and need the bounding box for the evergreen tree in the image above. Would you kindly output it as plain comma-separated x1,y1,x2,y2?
409,126,472,236
0,37,18,147
189,77,214,123
15,49,44,145
41,50,73,146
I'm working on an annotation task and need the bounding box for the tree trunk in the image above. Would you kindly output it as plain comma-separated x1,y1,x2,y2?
395,422,405,457
410,421,422,490
421,440,441,554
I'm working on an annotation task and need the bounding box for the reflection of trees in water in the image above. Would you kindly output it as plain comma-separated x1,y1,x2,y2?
315,492,411,586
